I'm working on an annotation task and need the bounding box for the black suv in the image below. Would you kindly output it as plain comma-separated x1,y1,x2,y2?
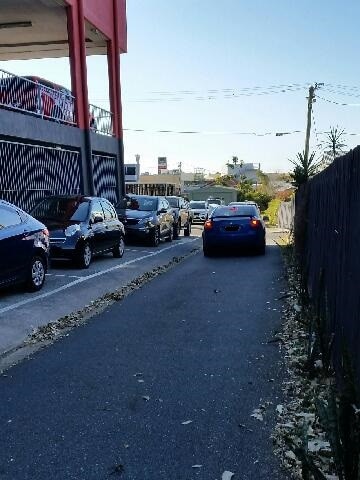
165,196,192,238
31,195,125,268
115,195,174,246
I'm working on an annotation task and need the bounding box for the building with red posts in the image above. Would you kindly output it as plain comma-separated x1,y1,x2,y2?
0,0,127,210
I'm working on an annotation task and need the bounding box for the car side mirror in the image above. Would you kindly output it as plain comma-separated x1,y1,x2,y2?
93,215,104,224
262,215,269,222
158,208,167,214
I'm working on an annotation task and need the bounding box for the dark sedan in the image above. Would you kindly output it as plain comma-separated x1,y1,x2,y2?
0,200,49,291
115,195,174,246
202,204,266,256
31,195,125,268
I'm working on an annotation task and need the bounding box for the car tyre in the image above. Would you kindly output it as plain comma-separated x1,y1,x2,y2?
203,242,213,257
258,241,266,255
166,227,173,242
76,242,92,269
26,255,46,292
113,236,125,258
173,221,180,239
184,221,191,237
150,227,160,247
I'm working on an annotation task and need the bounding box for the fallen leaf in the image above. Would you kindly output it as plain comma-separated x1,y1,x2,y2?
142,396,150,401
250,409,264,421
192,465,203,468
276,404,284,414
181,420,193,425
222,471,235,480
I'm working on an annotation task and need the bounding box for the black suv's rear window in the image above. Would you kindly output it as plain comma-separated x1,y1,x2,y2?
32,198,89,222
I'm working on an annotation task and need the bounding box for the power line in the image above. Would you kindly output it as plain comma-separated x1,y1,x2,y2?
317,95,360,107
123,127,304,136
90,82,310,104
123,126,360,137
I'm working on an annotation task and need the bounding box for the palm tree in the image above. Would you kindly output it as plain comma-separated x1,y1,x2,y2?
289,151,320,188
321,125,347,162
226,156,244,170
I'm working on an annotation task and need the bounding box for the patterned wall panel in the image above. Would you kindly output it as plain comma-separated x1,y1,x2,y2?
0,140,81,212
92,153,118,204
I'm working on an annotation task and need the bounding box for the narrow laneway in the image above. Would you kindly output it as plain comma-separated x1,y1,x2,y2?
0,244,288,480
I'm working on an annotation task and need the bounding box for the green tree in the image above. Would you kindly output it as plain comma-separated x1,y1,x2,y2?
236,175,254,200
289,151,320,188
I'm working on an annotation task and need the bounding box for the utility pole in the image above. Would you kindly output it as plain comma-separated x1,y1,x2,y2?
304,83,323,163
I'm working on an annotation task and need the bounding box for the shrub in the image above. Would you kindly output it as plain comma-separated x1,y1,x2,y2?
263,198,281,225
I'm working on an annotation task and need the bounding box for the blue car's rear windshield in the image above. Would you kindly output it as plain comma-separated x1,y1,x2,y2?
212,206,258,217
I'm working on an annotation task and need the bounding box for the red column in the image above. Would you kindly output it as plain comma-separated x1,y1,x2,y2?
66,1,89,130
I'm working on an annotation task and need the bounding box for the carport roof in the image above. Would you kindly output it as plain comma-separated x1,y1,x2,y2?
0,0,107,61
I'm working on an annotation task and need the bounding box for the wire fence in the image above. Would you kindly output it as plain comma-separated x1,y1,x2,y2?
296,146,360,386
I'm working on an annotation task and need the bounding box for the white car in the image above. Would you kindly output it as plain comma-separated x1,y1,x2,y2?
189,200,208,224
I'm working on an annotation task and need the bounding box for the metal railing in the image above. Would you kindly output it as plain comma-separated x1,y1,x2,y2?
0,68,115,135
89,103,114,136
0,68,76,125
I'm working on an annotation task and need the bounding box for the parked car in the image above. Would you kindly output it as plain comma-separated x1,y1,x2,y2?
31,195,125,268
115,195,174,246
207,203,220,216
206,197,224,206
0,200,49,291
165,196,192,238
189,200,209,224
202,204,266,256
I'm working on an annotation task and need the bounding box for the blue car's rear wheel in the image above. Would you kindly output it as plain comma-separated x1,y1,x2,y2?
203,241,213,257
257,240,266,255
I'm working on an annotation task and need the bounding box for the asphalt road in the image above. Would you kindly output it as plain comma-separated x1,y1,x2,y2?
0,232,201,356
0,235,289,480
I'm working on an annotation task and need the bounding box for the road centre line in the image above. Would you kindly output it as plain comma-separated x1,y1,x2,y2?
0,238,199,315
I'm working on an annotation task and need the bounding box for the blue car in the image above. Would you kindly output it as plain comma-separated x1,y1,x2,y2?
202,204,266,256
0,200,49,291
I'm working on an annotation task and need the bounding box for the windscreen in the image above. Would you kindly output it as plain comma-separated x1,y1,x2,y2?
31,198,90,222
190,202,206,209
126,196,158,211
212,205,258,217
166,198,179,208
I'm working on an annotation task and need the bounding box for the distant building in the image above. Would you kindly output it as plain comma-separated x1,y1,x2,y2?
124,154,140,183
226,162,260,183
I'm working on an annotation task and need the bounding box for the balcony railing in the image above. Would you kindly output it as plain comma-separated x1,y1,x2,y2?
0,68,76,125
0,68,115,136
89,103,114,136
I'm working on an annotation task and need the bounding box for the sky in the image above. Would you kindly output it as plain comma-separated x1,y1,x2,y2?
2,0,360,174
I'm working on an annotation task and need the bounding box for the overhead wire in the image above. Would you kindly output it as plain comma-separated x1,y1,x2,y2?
90,82,310,104
317,95,360,107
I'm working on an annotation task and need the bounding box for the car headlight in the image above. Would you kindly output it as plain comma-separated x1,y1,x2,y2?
64,224,81,237
139,216,154,226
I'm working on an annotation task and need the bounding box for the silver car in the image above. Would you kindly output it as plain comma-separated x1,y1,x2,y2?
189,200,208,224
